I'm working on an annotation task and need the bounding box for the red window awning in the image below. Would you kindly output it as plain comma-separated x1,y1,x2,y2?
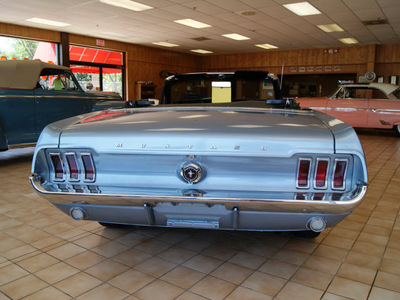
69,45,123,65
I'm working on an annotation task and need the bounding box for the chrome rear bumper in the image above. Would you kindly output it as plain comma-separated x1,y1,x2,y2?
30,175,367,215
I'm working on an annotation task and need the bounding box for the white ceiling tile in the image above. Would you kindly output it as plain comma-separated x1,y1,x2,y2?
377,0,400,8
343,0,380,11
0,0,398,54
352,9,386,21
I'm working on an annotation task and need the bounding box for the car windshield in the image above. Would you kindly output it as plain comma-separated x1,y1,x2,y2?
335,86,389,100
37,69,80,91
161,72,281,105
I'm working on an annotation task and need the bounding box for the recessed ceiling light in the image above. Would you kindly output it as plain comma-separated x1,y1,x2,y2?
99,0,153,11
317,24,344,32
255,44,278,50
26,18,70,27
339,38,359,44
152,42,179,47
283,2,321,16
190,49,213,54
222,33,250,41
174,19,211,29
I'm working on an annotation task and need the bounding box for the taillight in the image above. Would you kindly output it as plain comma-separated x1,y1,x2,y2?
333,159,348,190
50,153,64,180
65,153,79,181
297,159,311,188
81,154,95,182
314,159,329,189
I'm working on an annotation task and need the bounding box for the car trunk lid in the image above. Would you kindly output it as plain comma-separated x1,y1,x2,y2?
58,107,335,156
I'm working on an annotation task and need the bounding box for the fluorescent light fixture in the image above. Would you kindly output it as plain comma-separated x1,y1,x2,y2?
99,0,153,11
26,18,70,27
152,42,179,47
283,2,321,16
255,43,278,50
317,24,344,32
190,49,213,54
174,19,211,29
222,33,250,41
339,38,359,44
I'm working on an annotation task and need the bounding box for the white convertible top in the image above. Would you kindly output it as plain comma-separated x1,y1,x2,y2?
0,60,69,89
343,82,400,97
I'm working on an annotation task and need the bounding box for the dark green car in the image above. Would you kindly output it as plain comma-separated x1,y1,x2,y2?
0,60,125,151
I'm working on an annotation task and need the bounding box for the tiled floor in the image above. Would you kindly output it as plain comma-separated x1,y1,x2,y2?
0,129,399,300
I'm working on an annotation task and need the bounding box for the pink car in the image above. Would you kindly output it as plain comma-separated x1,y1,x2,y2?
297,83,400,135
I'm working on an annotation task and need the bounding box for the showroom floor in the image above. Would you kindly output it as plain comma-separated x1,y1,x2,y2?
0,130,399,300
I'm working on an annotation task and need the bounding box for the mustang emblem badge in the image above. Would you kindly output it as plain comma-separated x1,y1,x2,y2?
181,163,202,184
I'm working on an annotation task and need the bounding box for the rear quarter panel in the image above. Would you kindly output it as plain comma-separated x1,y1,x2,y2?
367,99,400,128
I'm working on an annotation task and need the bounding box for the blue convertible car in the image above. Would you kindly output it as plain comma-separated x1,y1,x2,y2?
0,60,124,151
30,71,368,237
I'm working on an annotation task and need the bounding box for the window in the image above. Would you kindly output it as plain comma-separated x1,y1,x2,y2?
337,87,389,100
0,36,57,63
69,45,125,98
37,69,79,91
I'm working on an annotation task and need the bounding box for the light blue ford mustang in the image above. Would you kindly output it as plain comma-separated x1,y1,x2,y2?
30,71,368,237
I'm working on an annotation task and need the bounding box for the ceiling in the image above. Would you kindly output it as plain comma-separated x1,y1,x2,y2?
0,0,399,55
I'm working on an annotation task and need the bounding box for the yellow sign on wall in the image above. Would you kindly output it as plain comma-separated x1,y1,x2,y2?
212,81,231,103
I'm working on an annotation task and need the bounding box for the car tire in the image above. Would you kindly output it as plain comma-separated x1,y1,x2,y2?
295,230,321,238
395,124,400,136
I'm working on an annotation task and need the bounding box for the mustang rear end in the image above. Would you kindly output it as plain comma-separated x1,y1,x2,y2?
30,107,367,234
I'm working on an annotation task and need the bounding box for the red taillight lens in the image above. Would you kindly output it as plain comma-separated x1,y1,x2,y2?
315,159,329,189
81,154,95,182
50,154,64,180
65,154,79,180
297,159,311,188
333,159,347,190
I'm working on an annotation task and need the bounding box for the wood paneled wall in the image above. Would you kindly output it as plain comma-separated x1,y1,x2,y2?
0,22,60,42
1,22,400,98
375,44,400,81
203,46,373,78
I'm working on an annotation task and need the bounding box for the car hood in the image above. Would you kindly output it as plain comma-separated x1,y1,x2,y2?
54,107,340,157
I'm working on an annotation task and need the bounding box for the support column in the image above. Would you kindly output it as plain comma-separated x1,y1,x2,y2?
60,32,70,67
367,44,376,73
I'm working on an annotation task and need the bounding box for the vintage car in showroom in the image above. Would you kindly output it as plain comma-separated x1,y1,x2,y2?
0,60,125,151
297,82,400,135
30,71,368,237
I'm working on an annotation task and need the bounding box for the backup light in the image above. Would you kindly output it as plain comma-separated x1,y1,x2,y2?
70,207,86,221
307,217,326,232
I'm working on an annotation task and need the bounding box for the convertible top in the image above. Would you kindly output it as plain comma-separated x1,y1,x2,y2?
0,60,69,90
